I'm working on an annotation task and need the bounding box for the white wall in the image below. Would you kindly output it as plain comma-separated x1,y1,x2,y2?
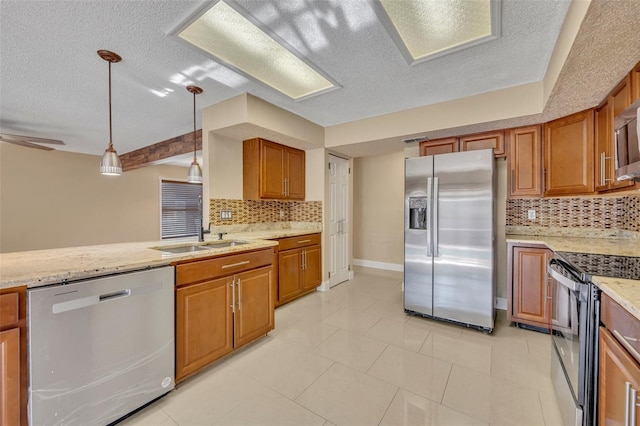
351,149,508,300
0,143,187,252
352,151,405,266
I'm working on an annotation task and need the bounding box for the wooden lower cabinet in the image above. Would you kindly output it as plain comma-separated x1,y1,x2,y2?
507,244,552,329
176,277,233,381
234,267,274,349
599,327,640,424
301,245,321,292
278,249,302,304
175,250,274,383
0,288,26,426
0,328,20,426
275,233,322,306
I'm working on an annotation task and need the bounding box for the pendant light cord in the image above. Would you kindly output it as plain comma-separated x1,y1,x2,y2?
193,91,197,161
108,60,113,149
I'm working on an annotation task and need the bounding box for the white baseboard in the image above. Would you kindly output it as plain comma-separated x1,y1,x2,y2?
316,280,331,292
495,297,507,310
352,259,404,272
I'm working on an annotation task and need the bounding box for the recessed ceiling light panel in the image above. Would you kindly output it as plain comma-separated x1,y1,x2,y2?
173,0,339,101
375,0,501,64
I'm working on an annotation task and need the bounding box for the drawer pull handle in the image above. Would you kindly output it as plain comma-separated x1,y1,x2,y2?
298,240,311,244
222,260,250,269
614,330,640,362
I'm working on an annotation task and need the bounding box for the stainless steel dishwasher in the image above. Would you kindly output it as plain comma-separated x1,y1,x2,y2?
28,266,175,426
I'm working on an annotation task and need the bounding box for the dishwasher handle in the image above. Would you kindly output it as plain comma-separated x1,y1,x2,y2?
99,289,131,302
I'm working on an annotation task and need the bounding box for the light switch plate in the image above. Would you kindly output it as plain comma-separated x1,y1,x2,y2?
220,210,232,220
527,209,536,220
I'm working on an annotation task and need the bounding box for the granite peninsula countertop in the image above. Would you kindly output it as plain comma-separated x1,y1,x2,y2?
0,229,321,290
506,234,640,321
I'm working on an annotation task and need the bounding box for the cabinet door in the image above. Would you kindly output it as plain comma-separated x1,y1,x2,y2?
176,277,233,382
260,140,286,199
544,110,595,196
460,131,505,157
0,328,20,426
301,245,321,292
599,327,640,425
511,247,551,328
278,249,302,304
633,61,640,102
508,126,543,198
234,266,274,348
609,76,635,190
595,100,613,192
419,138,459,156
285,147,305,200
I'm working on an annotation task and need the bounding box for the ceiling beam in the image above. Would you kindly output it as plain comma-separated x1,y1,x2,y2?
120,129,202,172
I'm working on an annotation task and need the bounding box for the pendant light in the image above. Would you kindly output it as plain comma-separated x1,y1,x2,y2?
98,50,123,176
186,85,203,183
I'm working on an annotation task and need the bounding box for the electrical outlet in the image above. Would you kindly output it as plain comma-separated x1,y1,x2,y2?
527,209,536,220
280,209,285,219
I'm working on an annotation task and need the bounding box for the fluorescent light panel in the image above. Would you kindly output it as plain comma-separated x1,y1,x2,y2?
378,0,500,64
177,1,337,100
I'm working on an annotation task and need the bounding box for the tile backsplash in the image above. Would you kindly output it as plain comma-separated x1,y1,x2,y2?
506,195,639,237
209,199,322,226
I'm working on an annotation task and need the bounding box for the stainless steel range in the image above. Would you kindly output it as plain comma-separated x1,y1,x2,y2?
549,251,640,426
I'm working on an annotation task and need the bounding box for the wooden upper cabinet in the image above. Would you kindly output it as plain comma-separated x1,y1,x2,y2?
595,84,635,192
419,138,458,156
544,109,595,196
285,147,305,200
508,126,543,198
459,131,506,157
632,61,640,102
243,138,305,200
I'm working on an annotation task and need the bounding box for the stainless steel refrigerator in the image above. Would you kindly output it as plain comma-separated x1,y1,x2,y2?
404,149,495,332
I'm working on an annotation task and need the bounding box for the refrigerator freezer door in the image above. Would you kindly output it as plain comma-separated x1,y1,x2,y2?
432,149,494,329
404,156,434,316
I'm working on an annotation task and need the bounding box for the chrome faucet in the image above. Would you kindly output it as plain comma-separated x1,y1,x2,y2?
198,195,204,242
217,232,227,240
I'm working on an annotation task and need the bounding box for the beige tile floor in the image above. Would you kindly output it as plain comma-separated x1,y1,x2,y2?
121,267,564,426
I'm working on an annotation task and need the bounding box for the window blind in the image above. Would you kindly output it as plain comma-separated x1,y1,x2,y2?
161,180,202,239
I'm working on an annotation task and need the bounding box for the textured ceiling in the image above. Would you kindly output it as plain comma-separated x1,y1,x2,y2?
0,0,570,157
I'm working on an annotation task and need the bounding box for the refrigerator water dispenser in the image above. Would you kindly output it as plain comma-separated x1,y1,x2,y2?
409,197,428,229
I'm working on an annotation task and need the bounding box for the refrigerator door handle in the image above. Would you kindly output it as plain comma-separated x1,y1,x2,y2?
426,177,433,256
433,177,439,257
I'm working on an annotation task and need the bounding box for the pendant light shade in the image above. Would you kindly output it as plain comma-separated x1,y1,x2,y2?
186,85,203,184
187,160,203,183
98,50,123,176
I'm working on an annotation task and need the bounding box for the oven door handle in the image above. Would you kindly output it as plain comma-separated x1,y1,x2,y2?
548,265,582,292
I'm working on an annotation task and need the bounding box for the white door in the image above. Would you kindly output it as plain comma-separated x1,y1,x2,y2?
329,155,350,287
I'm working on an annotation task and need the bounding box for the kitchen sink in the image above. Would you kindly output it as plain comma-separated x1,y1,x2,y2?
201,240,249,248
151,240,249,254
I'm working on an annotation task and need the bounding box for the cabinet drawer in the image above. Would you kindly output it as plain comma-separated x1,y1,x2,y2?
176,249,273,286
602,292,640,363
0,292,19,327
278,233,321,251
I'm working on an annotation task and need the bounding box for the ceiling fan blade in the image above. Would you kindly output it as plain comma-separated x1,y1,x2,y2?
2,139,56,151
0,133,65,145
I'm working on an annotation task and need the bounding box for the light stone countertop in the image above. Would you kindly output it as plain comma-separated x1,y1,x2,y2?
593,276,640,321
0,229,321,290
505,234,639,257
506,234,640,321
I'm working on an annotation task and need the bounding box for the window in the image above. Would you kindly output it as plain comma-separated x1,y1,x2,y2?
161,180,202,239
